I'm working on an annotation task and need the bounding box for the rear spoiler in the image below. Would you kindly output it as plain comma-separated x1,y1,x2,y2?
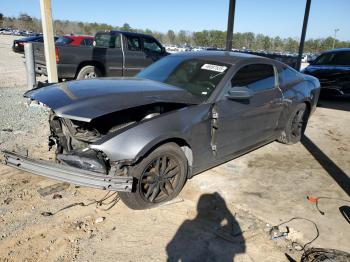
2,151,133,192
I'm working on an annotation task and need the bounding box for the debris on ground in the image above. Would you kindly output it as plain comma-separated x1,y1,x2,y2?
3,197,12,205
37,182,70,197
52,193,62,199
95,217,106,224
1,128,13,132
301,248,350,262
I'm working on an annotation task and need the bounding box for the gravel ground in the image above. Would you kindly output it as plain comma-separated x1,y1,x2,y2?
0,35,349,262
0,35,49,159
0,87,49,155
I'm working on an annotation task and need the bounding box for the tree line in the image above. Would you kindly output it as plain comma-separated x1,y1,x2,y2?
1,13,349,53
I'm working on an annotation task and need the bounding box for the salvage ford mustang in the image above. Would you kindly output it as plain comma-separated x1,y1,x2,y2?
3,51,320,209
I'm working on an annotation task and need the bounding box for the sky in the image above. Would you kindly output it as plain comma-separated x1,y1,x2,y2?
1,0,349,41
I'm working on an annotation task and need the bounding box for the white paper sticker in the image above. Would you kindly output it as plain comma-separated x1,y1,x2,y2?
201,64,227,73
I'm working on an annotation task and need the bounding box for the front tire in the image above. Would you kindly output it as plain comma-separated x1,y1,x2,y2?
278,103,308,144
119,143,188,210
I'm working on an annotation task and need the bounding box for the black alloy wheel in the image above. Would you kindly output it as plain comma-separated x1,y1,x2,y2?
119,143,188,210
290,106,306,139
140,154,181,203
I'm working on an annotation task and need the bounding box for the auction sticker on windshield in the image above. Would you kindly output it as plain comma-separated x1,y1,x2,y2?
201,64,227,73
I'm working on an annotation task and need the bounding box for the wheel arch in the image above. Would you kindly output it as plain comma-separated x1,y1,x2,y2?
75,61,106,78
134,137,193,173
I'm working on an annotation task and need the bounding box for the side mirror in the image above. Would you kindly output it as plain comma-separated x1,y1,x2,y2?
225,86,253,100
161,46,166,54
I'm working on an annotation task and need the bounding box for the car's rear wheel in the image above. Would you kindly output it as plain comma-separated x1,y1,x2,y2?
76,65,101,80
119,143,188,210
278,103,308,144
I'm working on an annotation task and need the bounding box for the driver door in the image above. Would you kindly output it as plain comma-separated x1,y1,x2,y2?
214,63,284,159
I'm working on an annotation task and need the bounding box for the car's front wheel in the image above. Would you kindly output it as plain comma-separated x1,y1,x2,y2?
278,103,308,144
119,143,188,210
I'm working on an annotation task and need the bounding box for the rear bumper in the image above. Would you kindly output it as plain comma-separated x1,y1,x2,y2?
35,63,77,79
3,151,133,192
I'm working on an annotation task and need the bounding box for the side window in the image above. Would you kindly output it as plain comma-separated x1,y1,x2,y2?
142,37,162,53
332,52,350,66
94,33,121,48
113,34,122,48
281,66,300,85
81,38,93,46
126,36,141,51
231,64,275,92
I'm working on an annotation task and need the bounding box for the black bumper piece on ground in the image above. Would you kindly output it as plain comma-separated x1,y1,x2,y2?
3,151,133,192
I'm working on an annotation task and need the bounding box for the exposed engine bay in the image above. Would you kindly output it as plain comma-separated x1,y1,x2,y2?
48,103,188,174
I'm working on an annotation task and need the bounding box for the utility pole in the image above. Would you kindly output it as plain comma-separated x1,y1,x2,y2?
39,0,58,83
226,0,236,51
296,0,312,70
333,29,339,49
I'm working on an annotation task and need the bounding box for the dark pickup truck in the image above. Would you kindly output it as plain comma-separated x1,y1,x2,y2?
34,30,168,80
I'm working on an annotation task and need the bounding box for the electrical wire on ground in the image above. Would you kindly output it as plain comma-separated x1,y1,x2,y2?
41,191,120,216
273,217,319,252
307,196,350,215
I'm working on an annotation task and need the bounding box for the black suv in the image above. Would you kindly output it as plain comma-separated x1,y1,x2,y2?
302,48,350,97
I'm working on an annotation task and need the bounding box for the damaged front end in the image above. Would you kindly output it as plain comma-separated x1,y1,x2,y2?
48,102,186,175
3,78,199,191
3,150,133,191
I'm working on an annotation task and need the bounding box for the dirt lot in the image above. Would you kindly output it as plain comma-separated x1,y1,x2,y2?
0,35,349,262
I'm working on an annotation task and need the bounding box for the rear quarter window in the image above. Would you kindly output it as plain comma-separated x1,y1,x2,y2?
94,33,121,48
281,66,301,85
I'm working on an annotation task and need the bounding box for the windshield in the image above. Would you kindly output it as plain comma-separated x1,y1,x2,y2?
55,36,73,46
313,51,350,66
137,56,230,99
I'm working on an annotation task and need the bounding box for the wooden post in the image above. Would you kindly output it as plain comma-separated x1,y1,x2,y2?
39,0,58,83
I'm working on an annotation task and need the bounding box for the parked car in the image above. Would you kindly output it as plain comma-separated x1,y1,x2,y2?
13,35,43,53
55,35,94,46
12,35,58,53
302,48,350,97
3,51,320,209
0,28,13,35
34,30,168,80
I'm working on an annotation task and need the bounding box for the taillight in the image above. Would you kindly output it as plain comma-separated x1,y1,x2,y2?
55,47,59,63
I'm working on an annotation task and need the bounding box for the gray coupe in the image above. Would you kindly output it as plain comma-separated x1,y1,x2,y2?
4,51,321,209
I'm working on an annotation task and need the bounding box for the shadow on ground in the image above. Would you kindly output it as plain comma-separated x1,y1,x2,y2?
166,192,245,262
301,135,350,196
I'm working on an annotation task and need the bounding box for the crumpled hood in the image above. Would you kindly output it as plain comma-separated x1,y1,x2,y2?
25,78,201,122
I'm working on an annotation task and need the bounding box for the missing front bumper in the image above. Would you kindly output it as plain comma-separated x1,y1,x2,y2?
3,151,133,192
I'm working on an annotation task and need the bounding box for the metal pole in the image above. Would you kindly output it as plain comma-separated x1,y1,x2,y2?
39,0,58,83
296,0,312,70
332,29,339,49
24,42,36,89
226,0,236,51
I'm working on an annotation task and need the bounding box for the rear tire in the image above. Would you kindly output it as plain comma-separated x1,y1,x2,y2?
119,143,188,210
76,65,101,80
278,103,308,144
